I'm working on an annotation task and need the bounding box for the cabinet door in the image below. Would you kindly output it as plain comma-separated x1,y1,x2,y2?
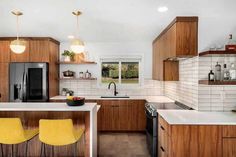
164,61,179,81
111,100,120,130
29,40,50,62
137,100,146,131
199,126,222,157
10,40,30,62
49,42,59,97
119,100,131,130
98,100,116,131
0,63,9,102
223,138,236,157
0,41,10,63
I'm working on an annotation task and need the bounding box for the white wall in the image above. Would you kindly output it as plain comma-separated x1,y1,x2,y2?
60,41,152,79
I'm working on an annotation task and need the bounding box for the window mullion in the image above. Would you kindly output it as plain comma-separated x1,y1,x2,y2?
119,61,121,84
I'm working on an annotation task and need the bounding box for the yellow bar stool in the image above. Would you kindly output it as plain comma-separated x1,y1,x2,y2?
39,119,85,157
0,118,39,157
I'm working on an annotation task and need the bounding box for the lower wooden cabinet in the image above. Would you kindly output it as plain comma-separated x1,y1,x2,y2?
0,63,9,102
158,116,226,157
223,138,236,157
97,100,146,131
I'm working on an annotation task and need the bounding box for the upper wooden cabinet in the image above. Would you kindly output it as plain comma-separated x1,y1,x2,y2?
0,63,9,102
152,17,198,81
29,40,50,62
0,41,10,63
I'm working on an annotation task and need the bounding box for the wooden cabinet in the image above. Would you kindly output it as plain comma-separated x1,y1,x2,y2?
152,17,198,81
10,40,30,62
0,41,10,63
29,40,50,62
97,100,146,131
0,63,9,102
223,138,236,157
158,116,223,157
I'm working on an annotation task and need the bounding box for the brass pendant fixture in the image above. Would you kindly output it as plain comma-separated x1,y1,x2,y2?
70,11,85,54
10,11,26,54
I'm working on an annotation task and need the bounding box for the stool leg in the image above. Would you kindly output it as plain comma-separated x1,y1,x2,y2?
73,142,78,157
11,144,13,157
25,141,28,157
51,146,54,157
1,144,3,157
43,143,46,157
40,143,43,157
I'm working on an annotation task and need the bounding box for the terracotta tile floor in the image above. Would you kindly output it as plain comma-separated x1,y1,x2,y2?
99,133,150,157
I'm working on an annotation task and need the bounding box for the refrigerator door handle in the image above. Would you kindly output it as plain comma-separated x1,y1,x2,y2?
21,71,25,101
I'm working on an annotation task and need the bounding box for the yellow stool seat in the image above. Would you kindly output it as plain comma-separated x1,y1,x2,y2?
39,119,84,146
0,118,39,144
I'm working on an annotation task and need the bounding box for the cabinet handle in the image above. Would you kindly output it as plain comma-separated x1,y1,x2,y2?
160,125,165,131
160,146,165,152
0,93,1,98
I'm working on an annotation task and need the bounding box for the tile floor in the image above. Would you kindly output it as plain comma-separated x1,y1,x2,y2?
99,133,150,157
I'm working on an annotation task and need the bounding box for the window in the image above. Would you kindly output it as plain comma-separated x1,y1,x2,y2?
100,56,142,86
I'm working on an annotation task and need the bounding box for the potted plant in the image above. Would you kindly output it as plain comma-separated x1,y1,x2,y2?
62,50,75,62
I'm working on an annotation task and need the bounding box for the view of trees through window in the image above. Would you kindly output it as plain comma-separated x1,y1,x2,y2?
101,61,139,84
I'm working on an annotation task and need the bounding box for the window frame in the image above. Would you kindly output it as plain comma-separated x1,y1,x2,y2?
98,55,144,88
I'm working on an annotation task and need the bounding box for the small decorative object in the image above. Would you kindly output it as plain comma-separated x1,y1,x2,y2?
66,90,74,96
66,96,85,106
61,88,69,96
62,50,75,62
214,62,222,81
63,70,75,78
85,70,91,79
79,72,84,78
208,70,214,81
225,34,236,51
75,53,85,63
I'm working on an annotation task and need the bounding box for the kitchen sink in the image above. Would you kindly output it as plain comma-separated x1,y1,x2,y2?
101,95,130,98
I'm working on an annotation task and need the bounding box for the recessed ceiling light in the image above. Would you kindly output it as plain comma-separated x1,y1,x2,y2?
67,35,74,39
158,6,168,12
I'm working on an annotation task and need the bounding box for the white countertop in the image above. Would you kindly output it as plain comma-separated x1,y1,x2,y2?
157,110,236,125
0,102,99,112
50,95,174,103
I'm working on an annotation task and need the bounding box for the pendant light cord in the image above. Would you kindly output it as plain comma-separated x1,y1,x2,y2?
16,15,19,41
76,15,79,38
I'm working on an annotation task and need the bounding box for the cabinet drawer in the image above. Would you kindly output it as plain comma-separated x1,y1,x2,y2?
158,122,169,151
223,126,236,137
159,115,170,135
158,140,169,157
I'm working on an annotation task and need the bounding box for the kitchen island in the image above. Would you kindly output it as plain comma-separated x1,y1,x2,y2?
0,102,99,157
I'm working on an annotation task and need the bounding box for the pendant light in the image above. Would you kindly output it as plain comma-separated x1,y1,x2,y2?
70,11,85,54
10,11,26,54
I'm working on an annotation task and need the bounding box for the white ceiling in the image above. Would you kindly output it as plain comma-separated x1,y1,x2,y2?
0,0,236,43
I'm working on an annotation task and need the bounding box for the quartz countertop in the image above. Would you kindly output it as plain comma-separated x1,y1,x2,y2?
50,95,174,103
157,110,236,125
0,102,99,112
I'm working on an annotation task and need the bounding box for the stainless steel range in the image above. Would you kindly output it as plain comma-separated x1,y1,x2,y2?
145,101,193,157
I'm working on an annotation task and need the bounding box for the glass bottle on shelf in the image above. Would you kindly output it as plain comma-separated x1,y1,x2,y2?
229,63,236,80
225,34,236,51
223,64,230,81
214,62,222,81
208,70,215,81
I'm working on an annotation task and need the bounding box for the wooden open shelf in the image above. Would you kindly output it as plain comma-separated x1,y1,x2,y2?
58,61,97,64
60,77,97,80
199,50,236,57
199,80,236,85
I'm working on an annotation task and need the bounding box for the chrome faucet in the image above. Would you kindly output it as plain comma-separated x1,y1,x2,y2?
108,81,118,96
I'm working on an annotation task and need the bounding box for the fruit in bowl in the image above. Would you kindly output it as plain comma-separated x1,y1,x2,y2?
66,96,85,106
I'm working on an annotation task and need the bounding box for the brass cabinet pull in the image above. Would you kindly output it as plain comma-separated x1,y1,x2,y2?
160,125,165,131
160,146,165,152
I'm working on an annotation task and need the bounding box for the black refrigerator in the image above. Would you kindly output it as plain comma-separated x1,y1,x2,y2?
9,63,49,102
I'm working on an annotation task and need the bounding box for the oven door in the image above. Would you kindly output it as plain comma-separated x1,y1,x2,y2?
145,109,157,157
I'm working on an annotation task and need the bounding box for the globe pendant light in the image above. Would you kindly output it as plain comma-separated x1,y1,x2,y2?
70,11,85,54
10,11,26,54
